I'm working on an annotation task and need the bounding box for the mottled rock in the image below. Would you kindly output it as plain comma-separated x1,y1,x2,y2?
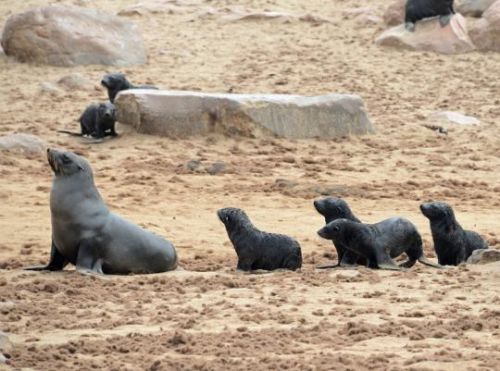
429,111,480,125
376,14,476,54
383,0,405,26
115,90,375,139
0,134,46,154
39,82,63,96
1,5,146,66
56,73,92,91
207,162,226,175
467,249,500,264
469,0,500,51
458,0,497,17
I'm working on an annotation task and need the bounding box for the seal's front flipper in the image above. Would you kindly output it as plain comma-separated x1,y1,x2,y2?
76,239,104,275
25,241,67,271
375,249,403,271
439,14,452,27
405,22,416,32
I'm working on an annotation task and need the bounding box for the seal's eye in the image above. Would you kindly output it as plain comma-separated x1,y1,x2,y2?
225,215,230,222
336,206,343,214
62,155,71,164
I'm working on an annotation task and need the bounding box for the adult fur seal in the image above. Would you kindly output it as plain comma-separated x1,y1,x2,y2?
25,149,178,274
101,73,158,103
217,207,302,271
405,0,455,31
317,218,441,270
420,202,488,266
313,198,366,267
59,102,117,139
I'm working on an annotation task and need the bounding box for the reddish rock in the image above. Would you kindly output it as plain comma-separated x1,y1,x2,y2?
469,0,500,51
375,14,476,54
1,5,146,66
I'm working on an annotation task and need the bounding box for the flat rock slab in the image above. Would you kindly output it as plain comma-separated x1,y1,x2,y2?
429,111,480,125
0,134,46,154
115,90,374,139
467,249,500,264
376,14,476,54
1,5,146,66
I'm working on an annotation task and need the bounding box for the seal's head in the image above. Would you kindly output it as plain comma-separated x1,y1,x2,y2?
101,73,128,90
314,198,352,219
317,219,350,240
217,207,250,230
47,148,90,177
420,202,455,221
98,102,116,120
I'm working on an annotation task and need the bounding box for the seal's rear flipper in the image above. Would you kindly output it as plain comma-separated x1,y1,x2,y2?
58,130,82,137
316,264,339,269
418,257,443,269
377,263,404,271
399,259,417,268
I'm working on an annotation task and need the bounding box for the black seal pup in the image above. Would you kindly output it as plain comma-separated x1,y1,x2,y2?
405,0,455,31
25,149,178,274
101,72,158,103
420,202,488,266
317,218,441,270
217,207,302,271
313,198,366,267
58,102,117,139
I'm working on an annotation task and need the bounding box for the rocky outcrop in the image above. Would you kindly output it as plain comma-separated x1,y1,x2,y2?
115,90,375,139
375,14,476,54
1,5,146,66
469,0,500,51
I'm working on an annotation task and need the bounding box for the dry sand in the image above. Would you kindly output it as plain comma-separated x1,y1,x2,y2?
0,0,499,370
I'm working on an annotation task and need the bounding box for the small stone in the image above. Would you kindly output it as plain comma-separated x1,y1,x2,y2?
207,162,226,175
0,134,46,154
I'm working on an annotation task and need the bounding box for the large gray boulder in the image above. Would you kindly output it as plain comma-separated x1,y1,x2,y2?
0,134,46,154
115,90,374,139
1,5,146,66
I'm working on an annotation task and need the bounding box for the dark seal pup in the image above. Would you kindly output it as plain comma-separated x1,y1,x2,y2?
317,218,441,270
25,149,178,275
59,102,117,139
314,198,366,267
405,0,455,31
217,207,302,271
420,202,488,266
101,72,158,103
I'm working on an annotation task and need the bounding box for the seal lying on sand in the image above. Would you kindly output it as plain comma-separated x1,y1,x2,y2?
405,0,455,31
314,198,366,267
59,102,117,139
25,149,177,274
101,72,158,103
317,218,441,270
217,207,302,271
420,202,488,266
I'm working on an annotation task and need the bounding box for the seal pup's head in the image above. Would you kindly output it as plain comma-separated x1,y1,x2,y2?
101,73,130,91
314,198,359,222
217,207,253,230
420,202,455,222
317,218,352,240
47,148,91,177
97,102,116,121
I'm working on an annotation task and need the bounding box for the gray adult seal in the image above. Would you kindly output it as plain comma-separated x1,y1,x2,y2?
25,149,177,274
420,201,488,266
317,218,441,270
217,207,302,271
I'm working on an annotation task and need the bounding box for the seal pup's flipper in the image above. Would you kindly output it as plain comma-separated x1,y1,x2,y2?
57,130,83,137
439,14,452,27
25,241,68,271
399,259,417,269
374,249,403,271
417,257,443,269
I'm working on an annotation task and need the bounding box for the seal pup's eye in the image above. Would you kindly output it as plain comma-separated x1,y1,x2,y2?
225,215,231,222
62,155,71,164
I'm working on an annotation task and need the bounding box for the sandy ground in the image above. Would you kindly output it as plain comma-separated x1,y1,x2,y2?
0,0,499,370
